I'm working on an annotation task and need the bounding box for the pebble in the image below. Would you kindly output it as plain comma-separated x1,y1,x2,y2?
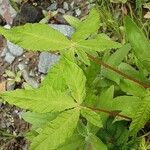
0,0,17,25
47,2,58,11
75,8,81,16
57,8,65,14
1,47,8,57
4,52,15,63
38,52,60,74
50,24,75,37
6,81,16,91
70,1,74,9
63,2,69,10
22,69,39,88
7,41,23,57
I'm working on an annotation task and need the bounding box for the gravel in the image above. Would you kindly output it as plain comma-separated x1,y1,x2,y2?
7,41,23,57
47,2,58,11
63,2,69,10
38,52,60,74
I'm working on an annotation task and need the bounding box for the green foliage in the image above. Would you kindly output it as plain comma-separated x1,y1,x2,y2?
130,96,150,135
0,24,72,51
0,7,150,149
124,16,150,72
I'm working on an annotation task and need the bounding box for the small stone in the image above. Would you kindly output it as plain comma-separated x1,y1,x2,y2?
38,52,60,74
1,47,8,57
4,52,15,63
75,8,81,16
18,63,26,70
70,1,74,9
6,82,15,91
47,2,57,11
7,41,23,56
57,8,65,14
50,24,75,37
22,69,39,88
63,2,69,10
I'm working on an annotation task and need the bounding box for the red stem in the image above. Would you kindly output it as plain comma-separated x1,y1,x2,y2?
87,106,131,120
87,54,150,89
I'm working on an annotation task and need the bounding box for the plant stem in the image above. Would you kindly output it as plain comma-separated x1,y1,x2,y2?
87,106,131,121
87,54,150,89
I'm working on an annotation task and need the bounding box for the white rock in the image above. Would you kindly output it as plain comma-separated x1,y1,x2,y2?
75,8,81,16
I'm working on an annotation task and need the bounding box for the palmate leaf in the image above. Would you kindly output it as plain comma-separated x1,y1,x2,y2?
30,108,80,150
41,60,67,91
63,58,86,104
64,15,81,29
81,107,103,128
119,79,146,97
1,86,77,113
113,96,141,118
58,133,84,150
124,16,150,72
129,96,150,135
101,44,131,84
71,7,100,41
0,23,72,51
76,34,122,52
22,111,58,130
87,134,108,150
76,48,90,65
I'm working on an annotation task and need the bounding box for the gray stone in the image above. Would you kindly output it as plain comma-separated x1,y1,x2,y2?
1,47,8,57
63,2,69,10
6,82,15,91
22,69,39,88
7,41,23,57
38,52,60,74
50,24,75,37
4,52,15,63
57,8,65,14
70,1,74,9
75,8,81,16
47,2,57,11
18,62,26,70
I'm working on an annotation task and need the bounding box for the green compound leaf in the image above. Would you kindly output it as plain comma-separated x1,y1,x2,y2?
124,16,150,72
22,111,58,130
30,108,80,150
87,134,108,150
120,79,147,97
72,7,100,41
0,23,72,51
129,96,150,135
1,86,77,113
76,34,122,52
81,107,103,128
63,58,86,104
102,44,131,84
76,48,90,66
58,133,84,150
64,15,81,28
41,59,67,91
